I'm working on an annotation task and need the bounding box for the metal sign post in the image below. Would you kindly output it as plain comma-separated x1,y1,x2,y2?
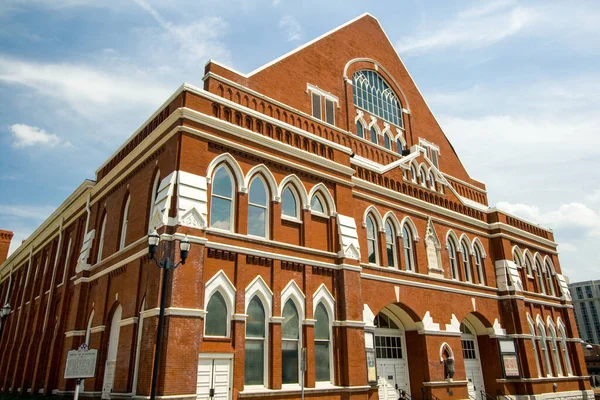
301,347,307,400
65,343,98,400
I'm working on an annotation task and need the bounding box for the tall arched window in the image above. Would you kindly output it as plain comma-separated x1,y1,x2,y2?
245,296,267,386
460,241,472,283
370,127,378,145
525,253,534,278
97,213,107,263
248,177,268,238
419,167,427,187
396,139,404,155
474,244,485,285
448,238,459,280
282,300,300,384
282,186,300,220
558,324,573,376
535,258,546,294
119,196,130,250
528,317,542,377
366,215,378,264
210,166,235,231
429,172,436,191
402,225,414,271
513,248,526,286
356,120,364,139
384,133,391,150
149,171,160,231
537,322,553,376
314,303,331,382
545,260,556,296
352,70,403,128
410,164,417,183
385,220,397,268
205,291,228,337
548,324,563,376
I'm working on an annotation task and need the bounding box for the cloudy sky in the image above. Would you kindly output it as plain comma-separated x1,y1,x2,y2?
0,0,598,282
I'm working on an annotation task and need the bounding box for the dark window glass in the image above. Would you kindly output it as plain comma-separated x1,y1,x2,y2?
370,127,378,145
325,99,334,125
245,297,266,385
312,93,321,119
205,291,227,336
314,303,330,381
356,120,364,138
282,187,298,218
282,300,300,384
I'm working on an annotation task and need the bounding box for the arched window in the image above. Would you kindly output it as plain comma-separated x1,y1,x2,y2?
245,296,267,386
385,220,397,268
545,260,556,296
248,177,268,238
366,215,378,264
370,127,378,145
548,324,563,376
537,322,553,376
352,70,403,128
429,172,436,191
535,258,546,294
513,248,526,284
474,244,485,285
282,186,300,219
528,317,542,377
205,291,228,337
210,166,234,231
558,323,573,376
314,303,332,382
97,213,107,263
524,253,534,277
448,237,459,280
282,300,300,384
402,225,414,271
460,241,472,283
410,164,417,183
149,171,160,231
120,196,130,250
384,133,391,150
396,139,404,155
311,193,326,214
419,167,427,187
356,120,364,139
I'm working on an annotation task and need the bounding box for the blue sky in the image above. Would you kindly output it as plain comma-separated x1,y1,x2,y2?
1,0,599,282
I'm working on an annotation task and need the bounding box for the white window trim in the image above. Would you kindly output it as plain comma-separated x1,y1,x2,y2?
281,280,305,386
149,172,161,231
245,288,270,389
248,176,270,239
97,214,107,264
313,284,335,384
120,196,130,250
384,220,397,269
306,83,339,104
210,166,236,232
365,215,379,266
204,270,236,338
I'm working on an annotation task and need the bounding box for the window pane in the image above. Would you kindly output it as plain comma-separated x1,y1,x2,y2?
370,127,378,144
248,205,266,237
325,99,334,125
245,339,264,385
282,300,299,339
282,340,299,384
387,245,394,268
314,303,329,340
282,187,298,218
249,178,267,205
210,197,231,230
312,93,321,119
384,134,391,149
205,291,227,336
315,341,330,381
386,222,394,243
246,297,265,338
311,195,325,213
368,240,376,264
213,167,233,197
356,121,364,138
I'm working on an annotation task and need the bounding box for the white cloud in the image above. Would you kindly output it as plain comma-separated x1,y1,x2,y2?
279,15,302,42
0,204,56,221
9,123,66,148
396,2,536,54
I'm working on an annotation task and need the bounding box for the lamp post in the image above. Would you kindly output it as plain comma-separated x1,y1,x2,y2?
0,303,11,339
148,230,191,400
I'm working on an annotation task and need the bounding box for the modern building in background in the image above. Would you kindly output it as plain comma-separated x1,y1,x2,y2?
0,13,592,400
570,280,600,345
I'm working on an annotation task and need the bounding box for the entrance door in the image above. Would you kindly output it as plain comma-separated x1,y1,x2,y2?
374,311,410,400
377,360,408,400
461,323,485,400
197,357,232,400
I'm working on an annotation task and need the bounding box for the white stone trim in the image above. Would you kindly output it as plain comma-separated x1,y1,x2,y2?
65,330,86,337
90,325,106,333
204,270,236,337
119,317,138,327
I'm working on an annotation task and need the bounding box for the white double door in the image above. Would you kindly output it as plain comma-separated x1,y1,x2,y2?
197,357,232,400
465,358,485,400
377,359,409,400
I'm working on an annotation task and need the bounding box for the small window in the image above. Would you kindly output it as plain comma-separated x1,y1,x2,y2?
314,303,331,382
325,98,335,125
419,168,427,186
311,194,326,214
448,238,459,279
396,139,404,155
282,186,299,219
97,214,107,263
370,127,378,145
205,291,228,336
385,221,396,268
356,120,364,139
461,241,472,283
384,134,391,150
312,93,321,120
431,150,439,168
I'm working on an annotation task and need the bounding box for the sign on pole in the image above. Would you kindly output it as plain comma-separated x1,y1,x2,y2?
65,347,98,380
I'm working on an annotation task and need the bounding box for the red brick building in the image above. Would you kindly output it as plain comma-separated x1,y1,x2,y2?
0,13,591,400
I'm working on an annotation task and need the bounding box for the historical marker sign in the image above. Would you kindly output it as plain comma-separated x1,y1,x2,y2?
64,348,98,379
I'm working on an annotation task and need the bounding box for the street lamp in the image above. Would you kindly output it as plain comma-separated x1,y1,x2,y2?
148,230,191,400
0,303,11,339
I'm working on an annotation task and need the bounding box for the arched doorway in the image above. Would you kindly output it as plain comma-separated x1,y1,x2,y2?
374,310,410,400
102,305,122,399
460,321,485,400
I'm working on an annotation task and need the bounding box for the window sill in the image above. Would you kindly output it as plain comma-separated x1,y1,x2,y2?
310,211,330,219
281,216,303,224
203,336,231,342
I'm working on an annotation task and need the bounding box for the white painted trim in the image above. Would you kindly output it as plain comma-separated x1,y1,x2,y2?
204,270,236,337
140,307,206,318
74,248,147,285
333,320,366,328
65,330,86,337
119,317,138,327
306,83,339,103
90,325,106,334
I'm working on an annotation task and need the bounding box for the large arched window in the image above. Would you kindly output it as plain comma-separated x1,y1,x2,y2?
97,213,107,263
548,323,563,376
282,300,300,384
248,177,269,238
356,120,365,139
537,322,553,376
210,166,235,231
314,303,332,382
282,186,300,220
448,237,459,280
460,240,472,283
366,215,378,264
402,225,414,271
558,323,573,376
119,196,130,250
473,244,485,285
528,317,542,377
545,260,556,296
535,258,547,294
352,70,403,128
149,171,160,231
205,291,228,337
385,220,397,268
245,296,267,386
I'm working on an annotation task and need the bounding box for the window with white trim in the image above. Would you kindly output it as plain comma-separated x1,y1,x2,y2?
352,70,403,128
310,193,327,215
356,120,365,139
419,139,440,168
474,244,485,285
325,98,335,125
97,214,107,263
370,127,378,145
210,166,235,231
282,186,300,220
385,220,397,268
384,133,391,150
448,237,459,280
402,225,414,271
245,296,267,386
460,240,472,283
248,177,268,238
311,92,321,120
120,196,130,250
314,303,332,382
205,291,228,337
149,172,160,231
366,215,378,264
282,300,300,384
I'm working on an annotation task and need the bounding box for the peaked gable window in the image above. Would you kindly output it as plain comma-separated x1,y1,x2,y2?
352,70,403,128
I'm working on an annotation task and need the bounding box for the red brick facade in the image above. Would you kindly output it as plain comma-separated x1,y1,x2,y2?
0,13,591,400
